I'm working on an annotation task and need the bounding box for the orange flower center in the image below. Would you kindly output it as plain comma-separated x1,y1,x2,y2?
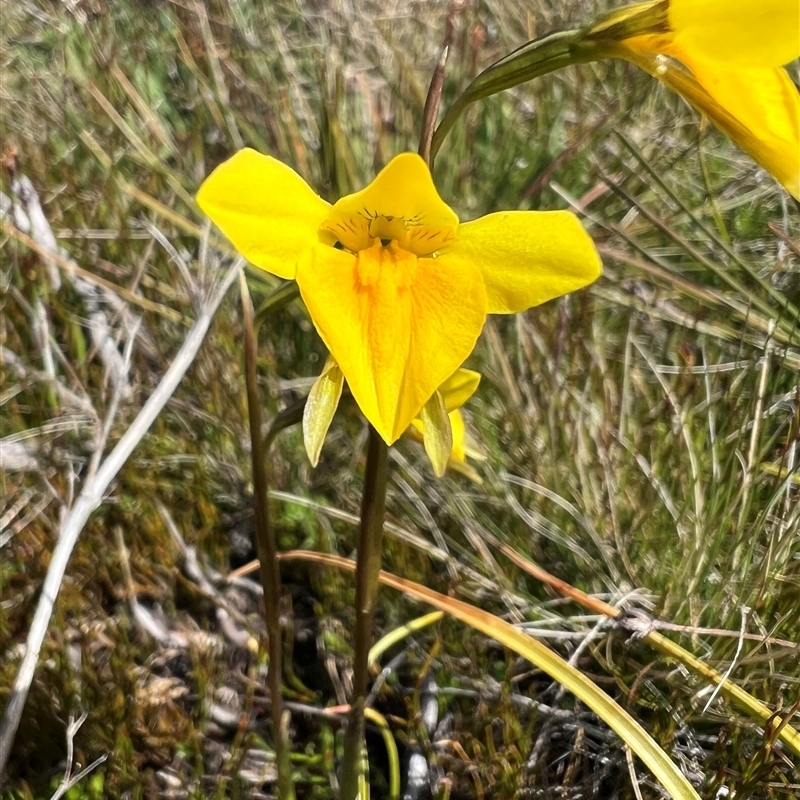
355,240,417,289
321,212,455,258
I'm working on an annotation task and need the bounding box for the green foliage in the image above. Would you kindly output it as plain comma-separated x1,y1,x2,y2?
1,0,798,797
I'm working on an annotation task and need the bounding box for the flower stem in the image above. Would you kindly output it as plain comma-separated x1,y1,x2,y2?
240,274,296,800
430,28,596,162
340,426,389,799
418,4,459,167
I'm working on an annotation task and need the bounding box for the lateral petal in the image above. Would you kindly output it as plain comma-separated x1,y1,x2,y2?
409,409,482,479
197,148,330,279
438,369,482,413
303,356,344,467
448,409,468,463
440,211,602,315
296,242,486,444
420,391,453,478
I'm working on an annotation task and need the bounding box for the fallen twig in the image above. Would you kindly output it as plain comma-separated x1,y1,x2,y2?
0,256,242,778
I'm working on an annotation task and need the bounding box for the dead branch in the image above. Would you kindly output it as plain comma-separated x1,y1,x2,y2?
0,255,242,778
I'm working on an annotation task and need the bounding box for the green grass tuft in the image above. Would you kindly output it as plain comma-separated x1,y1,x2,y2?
1,1,798,797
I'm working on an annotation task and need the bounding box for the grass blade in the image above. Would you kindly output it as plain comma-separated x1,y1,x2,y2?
279,550,702,800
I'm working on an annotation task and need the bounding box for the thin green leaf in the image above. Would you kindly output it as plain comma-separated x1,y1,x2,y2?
431,29,597,159
281,551,702,800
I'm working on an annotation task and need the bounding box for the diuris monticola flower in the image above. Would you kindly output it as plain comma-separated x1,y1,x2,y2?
197,150,602,446
606,0,800,198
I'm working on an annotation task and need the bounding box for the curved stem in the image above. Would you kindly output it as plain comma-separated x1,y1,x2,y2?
430,29,597,162
429,1,670,160
340,426,389,799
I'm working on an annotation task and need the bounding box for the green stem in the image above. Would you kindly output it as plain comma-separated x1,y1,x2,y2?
430,5,672,165
240,274,296,800
430,29,595,162
340,426,389,799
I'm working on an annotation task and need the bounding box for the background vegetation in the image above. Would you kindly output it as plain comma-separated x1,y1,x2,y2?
1,0,798,797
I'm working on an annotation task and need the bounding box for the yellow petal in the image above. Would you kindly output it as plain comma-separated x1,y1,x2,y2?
438,369,482,413
197,148,331,279
303,356,344,466
456,413,487,464
446,408,485,464
439,211,602,315
699,72,799,199
677,56,800,201
448,408,468,463
669,0,800,68
420,410,485,466
321,153,459,256
621,40,800,201
420,391,453,478
296,241,486,444
410,408,484,479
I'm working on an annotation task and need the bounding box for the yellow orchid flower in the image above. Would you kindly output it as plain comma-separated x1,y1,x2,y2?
596,0,800,199
197,149,601,444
